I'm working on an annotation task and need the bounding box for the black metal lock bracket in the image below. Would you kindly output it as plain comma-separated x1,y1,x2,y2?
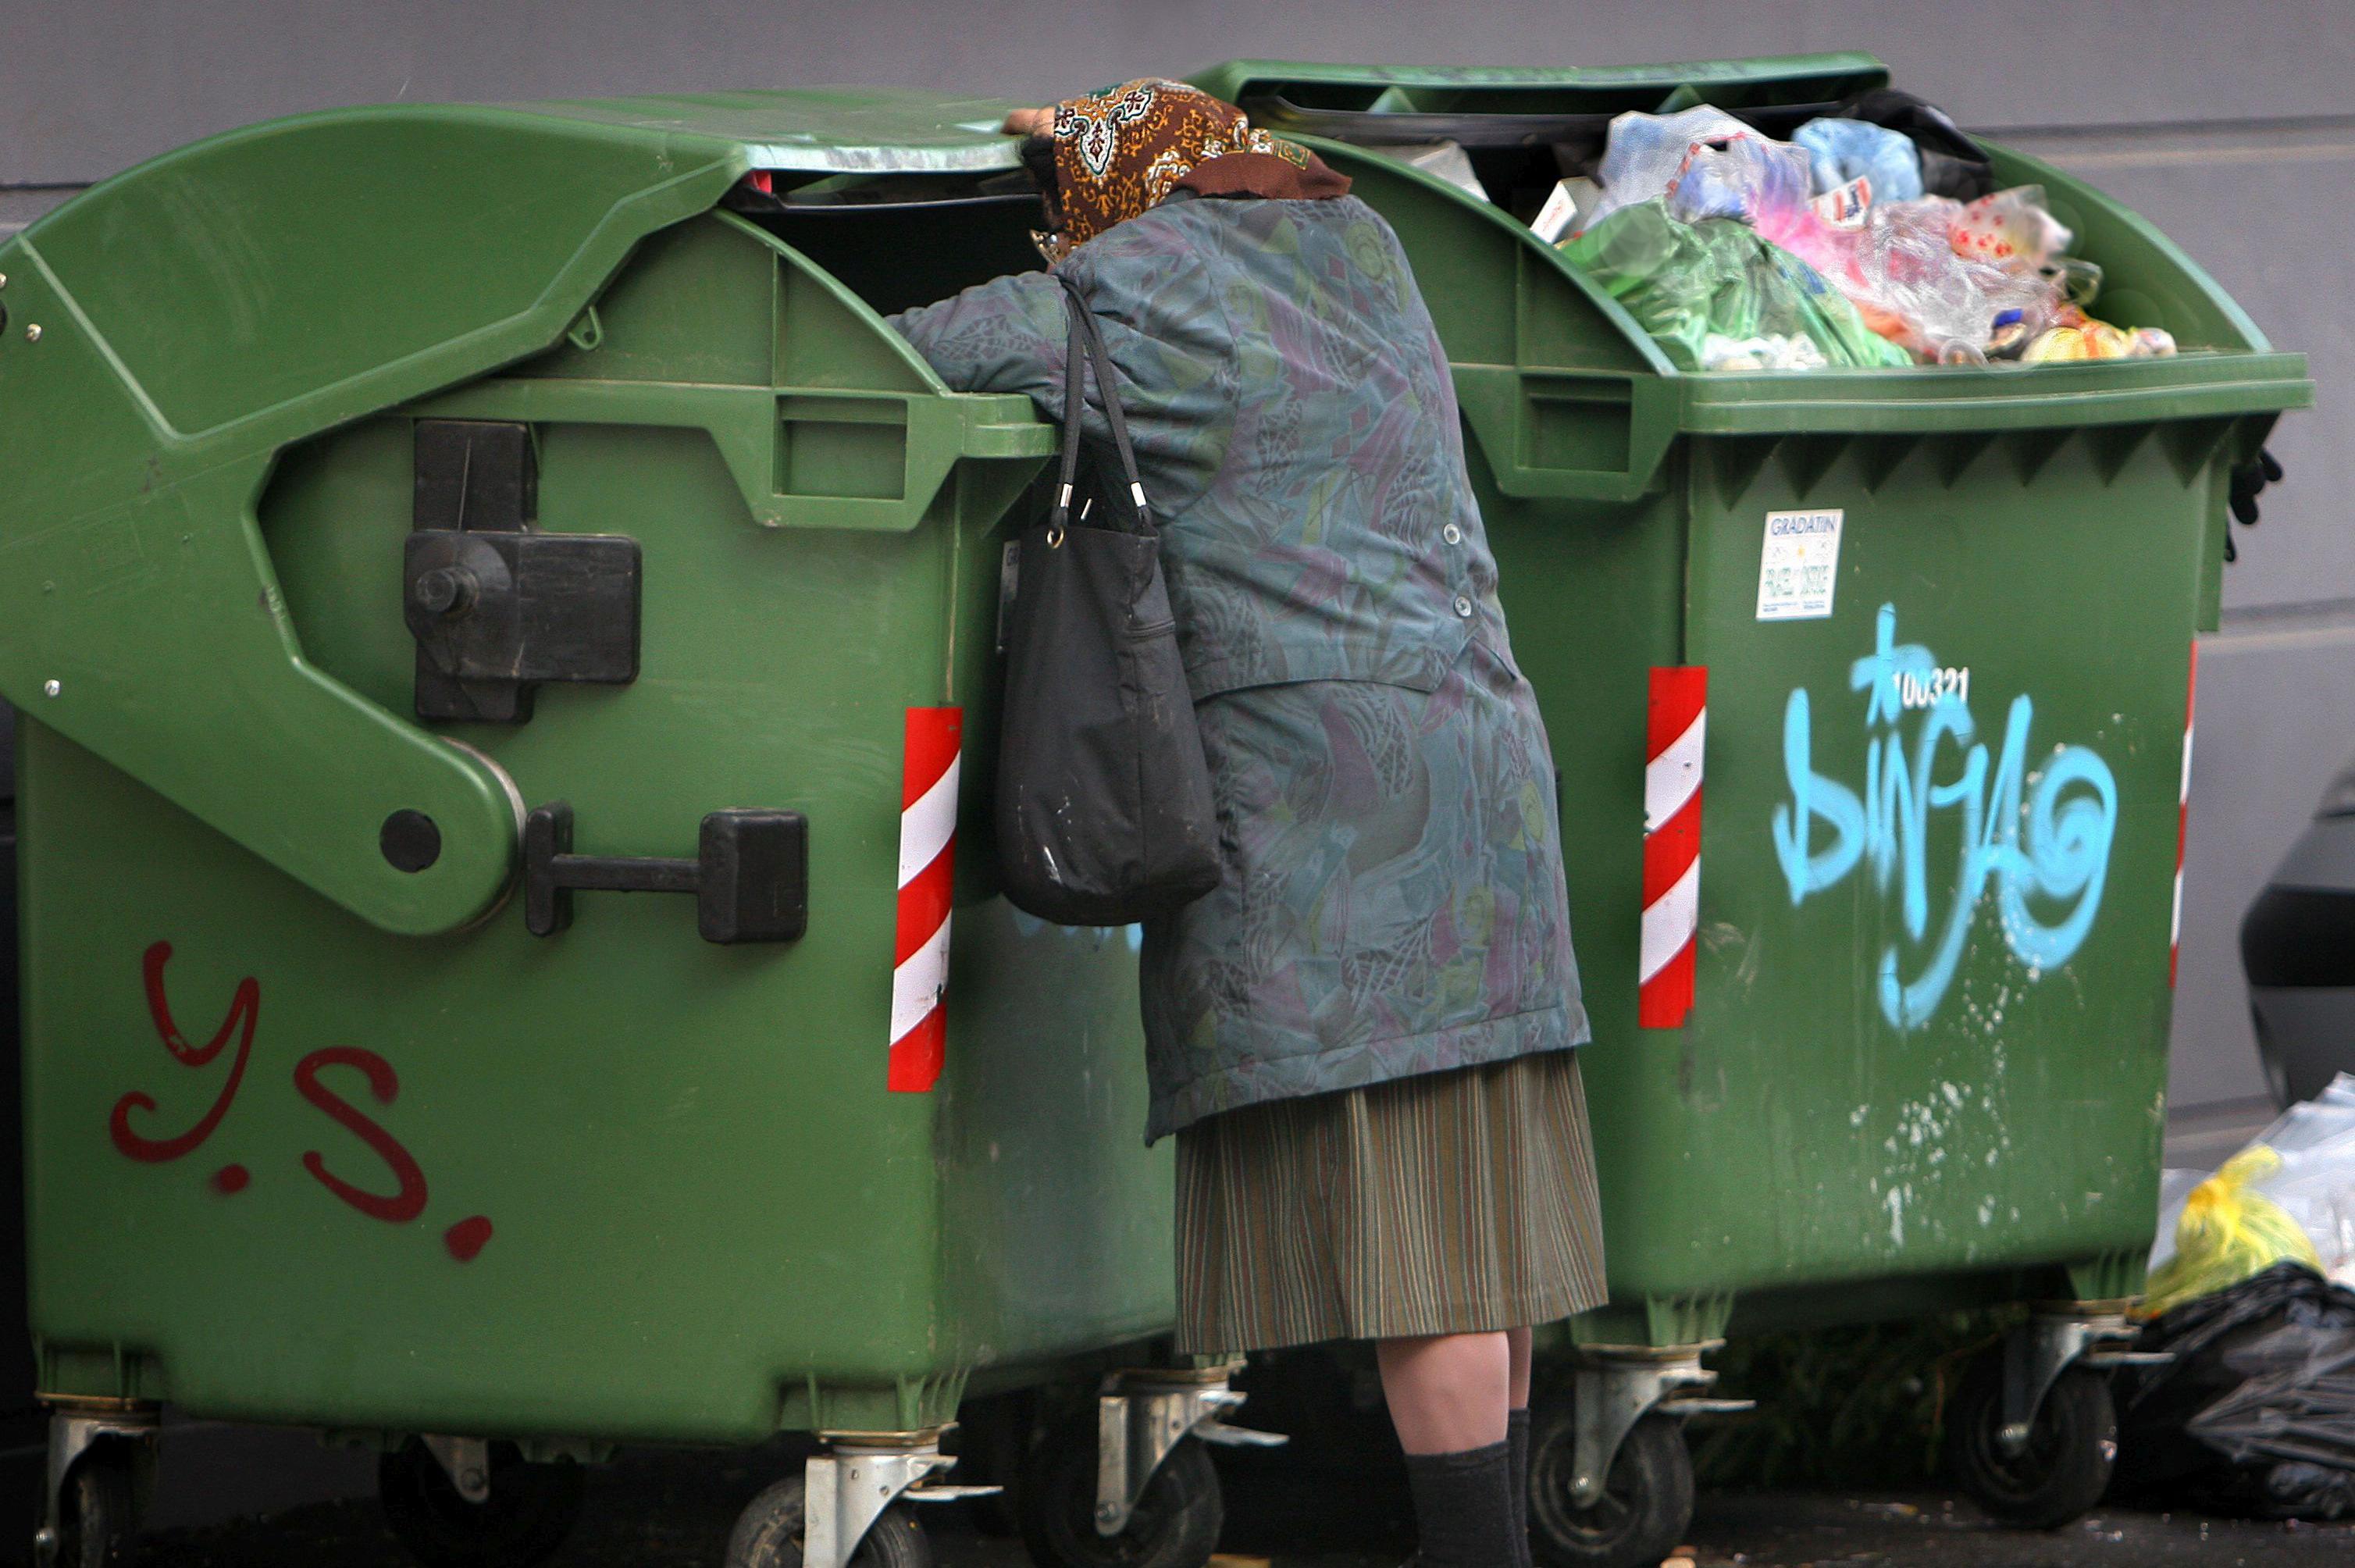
524,802,809,945
407,419,642,723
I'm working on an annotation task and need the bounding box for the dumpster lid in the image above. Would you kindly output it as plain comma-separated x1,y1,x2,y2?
1194,55,1892,146
5,86,1030,465
505,87,1026,173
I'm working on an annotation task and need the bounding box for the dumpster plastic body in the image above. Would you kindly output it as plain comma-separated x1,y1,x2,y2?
1192,55,2311,1560
1,90,1177,1454
1194,53,2312,1343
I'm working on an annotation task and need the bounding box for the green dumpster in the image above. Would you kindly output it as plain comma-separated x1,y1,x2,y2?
1194,54,2310,1563
0,89,1262,1568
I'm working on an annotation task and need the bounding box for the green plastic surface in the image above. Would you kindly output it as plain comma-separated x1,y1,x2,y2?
504,87,1028,172
16,93,1174,1445
1194,57,2310,1343
0,89,1031,936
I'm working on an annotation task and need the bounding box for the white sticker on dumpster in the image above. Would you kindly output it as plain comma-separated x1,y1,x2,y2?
1756,509,1844,622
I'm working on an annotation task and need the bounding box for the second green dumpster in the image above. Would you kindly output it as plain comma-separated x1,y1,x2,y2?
1194,52,2310,1567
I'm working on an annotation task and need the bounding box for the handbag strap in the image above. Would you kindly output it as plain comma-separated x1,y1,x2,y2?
1049,274,1153,536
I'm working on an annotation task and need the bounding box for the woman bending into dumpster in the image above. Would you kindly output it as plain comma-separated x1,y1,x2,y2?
889,81,1605,1568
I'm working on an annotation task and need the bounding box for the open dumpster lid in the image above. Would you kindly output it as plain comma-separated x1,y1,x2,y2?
1193,55,1892,145
5,85,1026,466
504,86,1026,173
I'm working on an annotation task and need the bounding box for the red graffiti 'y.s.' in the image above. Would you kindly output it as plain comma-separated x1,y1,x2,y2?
443,1216,493,1262
109,942,259,1163
293,1046,429,1223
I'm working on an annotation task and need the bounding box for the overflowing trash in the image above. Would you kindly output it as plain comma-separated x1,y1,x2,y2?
1835,88,1997,200
2115,1075,2355,1518
1558,201,1908,372
1580,105,1797,232
1794,117,1926,205
1551,94,2175,369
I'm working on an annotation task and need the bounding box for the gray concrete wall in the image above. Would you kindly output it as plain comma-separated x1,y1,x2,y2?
3,1,2346,1112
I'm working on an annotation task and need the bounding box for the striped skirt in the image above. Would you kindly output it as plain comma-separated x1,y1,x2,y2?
1174,1050,1608,1353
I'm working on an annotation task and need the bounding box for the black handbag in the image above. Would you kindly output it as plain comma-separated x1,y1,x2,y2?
992,277,1220,926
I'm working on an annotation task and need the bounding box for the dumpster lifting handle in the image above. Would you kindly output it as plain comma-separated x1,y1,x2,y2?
524,801,807,945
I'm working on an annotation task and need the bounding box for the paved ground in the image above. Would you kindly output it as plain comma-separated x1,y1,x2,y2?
109,1442,2355,1567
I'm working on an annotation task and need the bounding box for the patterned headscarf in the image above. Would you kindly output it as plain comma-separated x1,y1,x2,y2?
1044,79,1349,254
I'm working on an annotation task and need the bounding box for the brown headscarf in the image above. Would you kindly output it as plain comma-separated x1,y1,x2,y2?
1043,79,1350,254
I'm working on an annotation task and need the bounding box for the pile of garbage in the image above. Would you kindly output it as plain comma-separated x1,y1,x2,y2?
1540,94,2175,372
2116,1075,2355,1518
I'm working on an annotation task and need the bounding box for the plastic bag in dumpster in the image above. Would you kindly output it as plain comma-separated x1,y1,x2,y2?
1833,87,1997,201
1793,117,1925,204
2115,1262,2355,1519
1772,195,2070,362
2143,1148,2325,1318
1584,113,2069,362
1576,110,2165,365
2020,316,2179,362
1558,200,1910,372
1662,130,1817,229
1947,187,2076,276
1584,106,1763,230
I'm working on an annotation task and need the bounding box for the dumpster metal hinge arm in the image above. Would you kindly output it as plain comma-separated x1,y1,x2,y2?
0,119,757,941
0,450,526,939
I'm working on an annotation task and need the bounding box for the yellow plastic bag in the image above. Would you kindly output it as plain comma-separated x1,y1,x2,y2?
2140,1147,2325,1318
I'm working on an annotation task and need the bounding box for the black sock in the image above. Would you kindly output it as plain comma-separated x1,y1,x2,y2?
1402,1440,1516,1568
1506,1407,1532,1568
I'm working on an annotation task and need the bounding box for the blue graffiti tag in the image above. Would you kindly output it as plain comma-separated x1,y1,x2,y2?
1771,604,2118,1029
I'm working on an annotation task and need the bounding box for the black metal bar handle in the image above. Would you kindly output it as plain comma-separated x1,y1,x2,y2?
524,801,808,945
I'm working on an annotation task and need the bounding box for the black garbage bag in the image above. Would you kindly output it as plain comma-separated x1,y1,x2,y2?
2114,1261,2355,1519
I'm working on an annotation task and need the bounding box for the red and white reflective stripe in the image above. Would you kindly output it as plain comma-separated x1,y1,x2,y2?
1640,667,1707,1029
2172,645,2199,989
890,707,961,1092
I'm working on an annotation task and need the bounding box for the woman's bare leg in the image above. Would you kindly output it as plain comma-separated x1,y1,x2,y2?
1377,1331,1512,1453
1506,1325,1534,1410
1381,1332,1518,1565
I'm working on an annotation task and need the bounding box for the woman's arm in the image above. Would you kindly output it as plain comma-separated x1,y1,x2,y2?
887,271,1069,407
889,234,1233,515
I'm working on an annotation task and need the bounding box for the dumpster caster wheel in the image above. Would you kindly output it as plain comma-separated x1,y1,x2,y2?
1947,1356,2116,1529
379,1439,584,1567
53,1449,137,1568
1529,1406,1693,1568
727,1477,932,1568
1018,1420,1222,1568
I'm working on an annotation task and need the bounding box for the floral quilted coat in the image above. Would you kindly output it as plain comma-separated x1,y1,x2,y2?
890,191,1589,1141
